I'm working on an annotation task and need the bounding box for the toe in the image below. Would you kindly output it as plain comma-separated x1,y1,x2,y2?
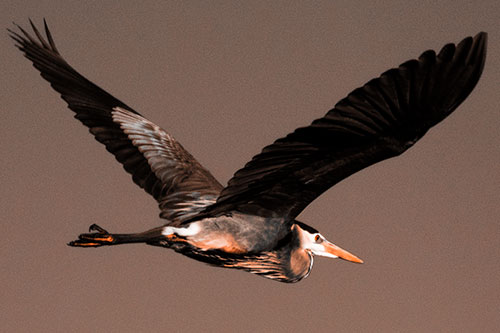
68,240,102,247
88,224,108,233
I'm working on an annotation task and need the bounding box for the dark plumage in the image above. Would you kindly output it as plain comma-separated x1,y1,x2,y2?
10,20,487,282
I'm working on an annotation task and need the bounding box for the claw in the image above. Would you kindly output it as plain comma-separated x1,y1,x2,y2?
88,224,108,233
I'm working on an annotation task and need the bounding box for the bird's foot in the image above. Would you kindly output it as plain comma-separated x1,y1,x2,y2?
68,224,115,247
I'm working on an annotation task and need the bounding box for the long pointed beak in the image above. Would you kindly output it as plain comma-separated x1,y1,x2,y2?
323,241,364,264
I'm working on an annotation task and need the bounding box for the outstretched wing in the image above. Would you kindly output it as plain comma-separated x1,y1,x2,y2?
202,32,487,221
10,20,223,225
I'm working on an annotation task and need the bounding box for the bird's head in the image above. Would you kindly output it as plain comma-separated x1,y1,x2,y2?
294,222,363,264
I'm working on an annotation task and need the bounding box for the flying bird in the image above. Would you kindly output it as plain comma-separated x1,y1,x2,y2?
10,20,487,283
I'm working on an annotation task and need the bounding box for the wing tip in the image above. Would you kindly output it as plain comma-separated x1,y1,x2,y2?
8,18,60,55
471,31,487,72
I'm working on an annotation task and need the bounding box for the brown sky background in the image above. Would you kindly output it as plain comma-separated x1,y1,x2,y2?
1,1,499,332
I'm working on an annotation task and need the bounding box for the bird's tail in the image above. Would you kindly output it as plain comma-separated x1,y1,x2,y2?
68,224,163,247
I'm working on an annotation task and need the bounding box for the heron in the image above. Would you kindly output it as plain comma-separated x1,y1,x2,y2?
9,20,486,283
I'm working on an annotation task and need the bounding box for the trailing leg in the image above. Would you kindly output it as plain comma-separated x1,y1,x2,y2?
68,224,163,247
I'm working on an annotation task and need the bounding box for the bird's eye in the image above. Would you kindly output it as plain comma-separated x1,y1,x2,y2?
314,235,321,242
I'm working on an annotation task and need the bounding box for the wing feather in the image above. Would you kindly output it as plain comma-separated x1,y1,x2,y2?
10,20,222,225
202,33,487,221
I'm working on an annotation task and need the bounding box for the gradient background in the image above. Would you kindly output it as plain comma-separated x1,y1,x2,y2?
2,1,499,332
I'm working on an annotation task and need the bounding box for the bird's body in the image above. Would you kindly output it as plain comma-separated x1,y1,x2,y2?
10,20,487,283
163,213,286,254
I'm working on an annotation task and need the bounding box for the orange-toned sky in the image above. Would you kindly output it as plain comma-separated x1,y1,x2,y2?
2,1,499,332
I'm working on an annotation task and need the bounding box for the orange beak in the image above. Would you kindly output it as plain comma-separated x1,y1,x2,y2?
324,241,364,263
